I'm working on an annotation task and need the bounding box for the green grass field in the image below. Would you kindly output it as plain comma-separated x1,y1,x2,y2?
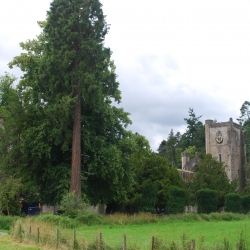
2,213,250,249
65,219,250,249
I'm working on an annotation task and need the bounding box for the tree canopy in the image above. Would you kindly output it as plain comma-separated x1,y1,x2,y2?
157,108,205,168
126,141,186,212
190,154,237,207
6,0,135,205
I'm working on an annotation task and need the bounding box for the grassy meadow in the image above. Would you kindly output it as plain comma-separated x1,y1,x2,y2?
2,212,250,249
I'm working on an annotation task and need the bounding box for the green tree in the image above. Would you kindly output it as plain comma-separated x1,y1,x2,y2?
139,182,158,213
158,130,182,168
238,101,250,160
9,0,134,205
0,74,44,204
0,174,23,215
191,154,237,207
238,101,250,192
182,108,205,158
127,149,186,212
40,0,114,197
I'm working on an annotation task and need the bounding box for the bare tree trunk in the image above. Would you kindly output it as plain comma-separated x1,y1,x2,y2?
70,91,81,197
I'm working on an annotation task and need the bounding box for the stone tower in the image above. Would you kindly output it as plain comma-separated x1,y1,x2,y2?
205,118,246,189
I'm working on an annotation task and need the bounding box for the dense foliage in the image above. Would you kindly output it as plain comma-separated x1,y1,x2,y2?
1,1,249,215
2,0,135,206
241,195,250,214
166,187,186,214
196,189,217,214
139,182,158,213
190,154,237,207
157,108,205,168
123,138,186,213
224,193,241,213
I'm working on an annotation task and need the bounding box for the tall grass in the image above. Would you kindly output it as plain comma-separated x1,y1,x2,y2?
102,212,247,225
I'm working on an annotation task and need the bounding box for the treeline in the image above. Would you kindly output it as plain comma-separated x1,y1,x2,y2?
157,108,205,168
0,68,244,215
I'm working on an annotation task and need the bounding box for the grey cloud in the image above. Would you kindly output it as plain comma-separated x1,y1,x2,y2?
115,54,239,151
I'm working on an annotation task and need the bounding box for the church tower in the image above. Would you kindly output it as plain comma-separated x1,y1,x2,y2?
205,118,246,189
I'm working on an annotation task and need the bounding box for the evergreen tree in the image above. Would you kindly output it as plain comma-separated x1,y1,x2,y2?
127,148,185,212
191,154,237,207
158,130,182,168
9,0,134,204
41,0,113,197
182,108,205,158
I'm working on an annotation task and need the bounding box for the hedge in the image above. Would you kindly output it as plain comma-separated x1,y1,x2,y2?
196,189,217,214
167,187,186,214
224,193,241,213
241,195,250,214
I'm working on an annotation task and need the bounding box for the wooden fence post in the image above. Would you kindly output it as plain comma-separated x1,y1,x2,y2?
37,227,40,243
152,236,155,250
19,224,22,242
56,228,59,249
29,225,31,241
191,239,195,250
73,229,76,249
98,233,103,250
123,234,127,250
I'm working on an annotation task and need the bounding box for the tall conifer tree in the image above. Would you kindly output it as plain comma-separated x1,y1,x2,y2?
38,0,114,197
10,0,133,203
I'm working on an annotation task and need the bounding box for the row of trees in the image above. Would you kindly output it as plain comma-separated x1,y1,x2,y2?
0,0,187,214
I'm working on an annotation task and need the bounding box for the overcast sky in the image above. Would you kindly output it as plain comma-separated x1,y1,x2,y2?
1,1,250,151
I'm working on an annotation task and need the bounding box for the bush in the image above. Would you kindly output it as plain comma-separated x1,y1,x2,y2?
0,215,16,230
241,195,250,214
139,182,158,213
167,187,185,214
60,191,89,214
224,193,241,213
196,189,217,214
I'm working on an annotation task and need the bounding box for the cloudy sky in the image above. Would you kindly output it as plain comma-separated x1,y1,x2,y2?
1,0,250,151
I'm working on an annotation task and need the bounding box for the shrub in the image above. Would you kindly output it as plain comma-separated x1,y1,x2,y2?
241,195,250,214
167,187,185,214
196,189,217,214
224,193,241,213
60,191,89,214
139,182,158,213
0,215,16,230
